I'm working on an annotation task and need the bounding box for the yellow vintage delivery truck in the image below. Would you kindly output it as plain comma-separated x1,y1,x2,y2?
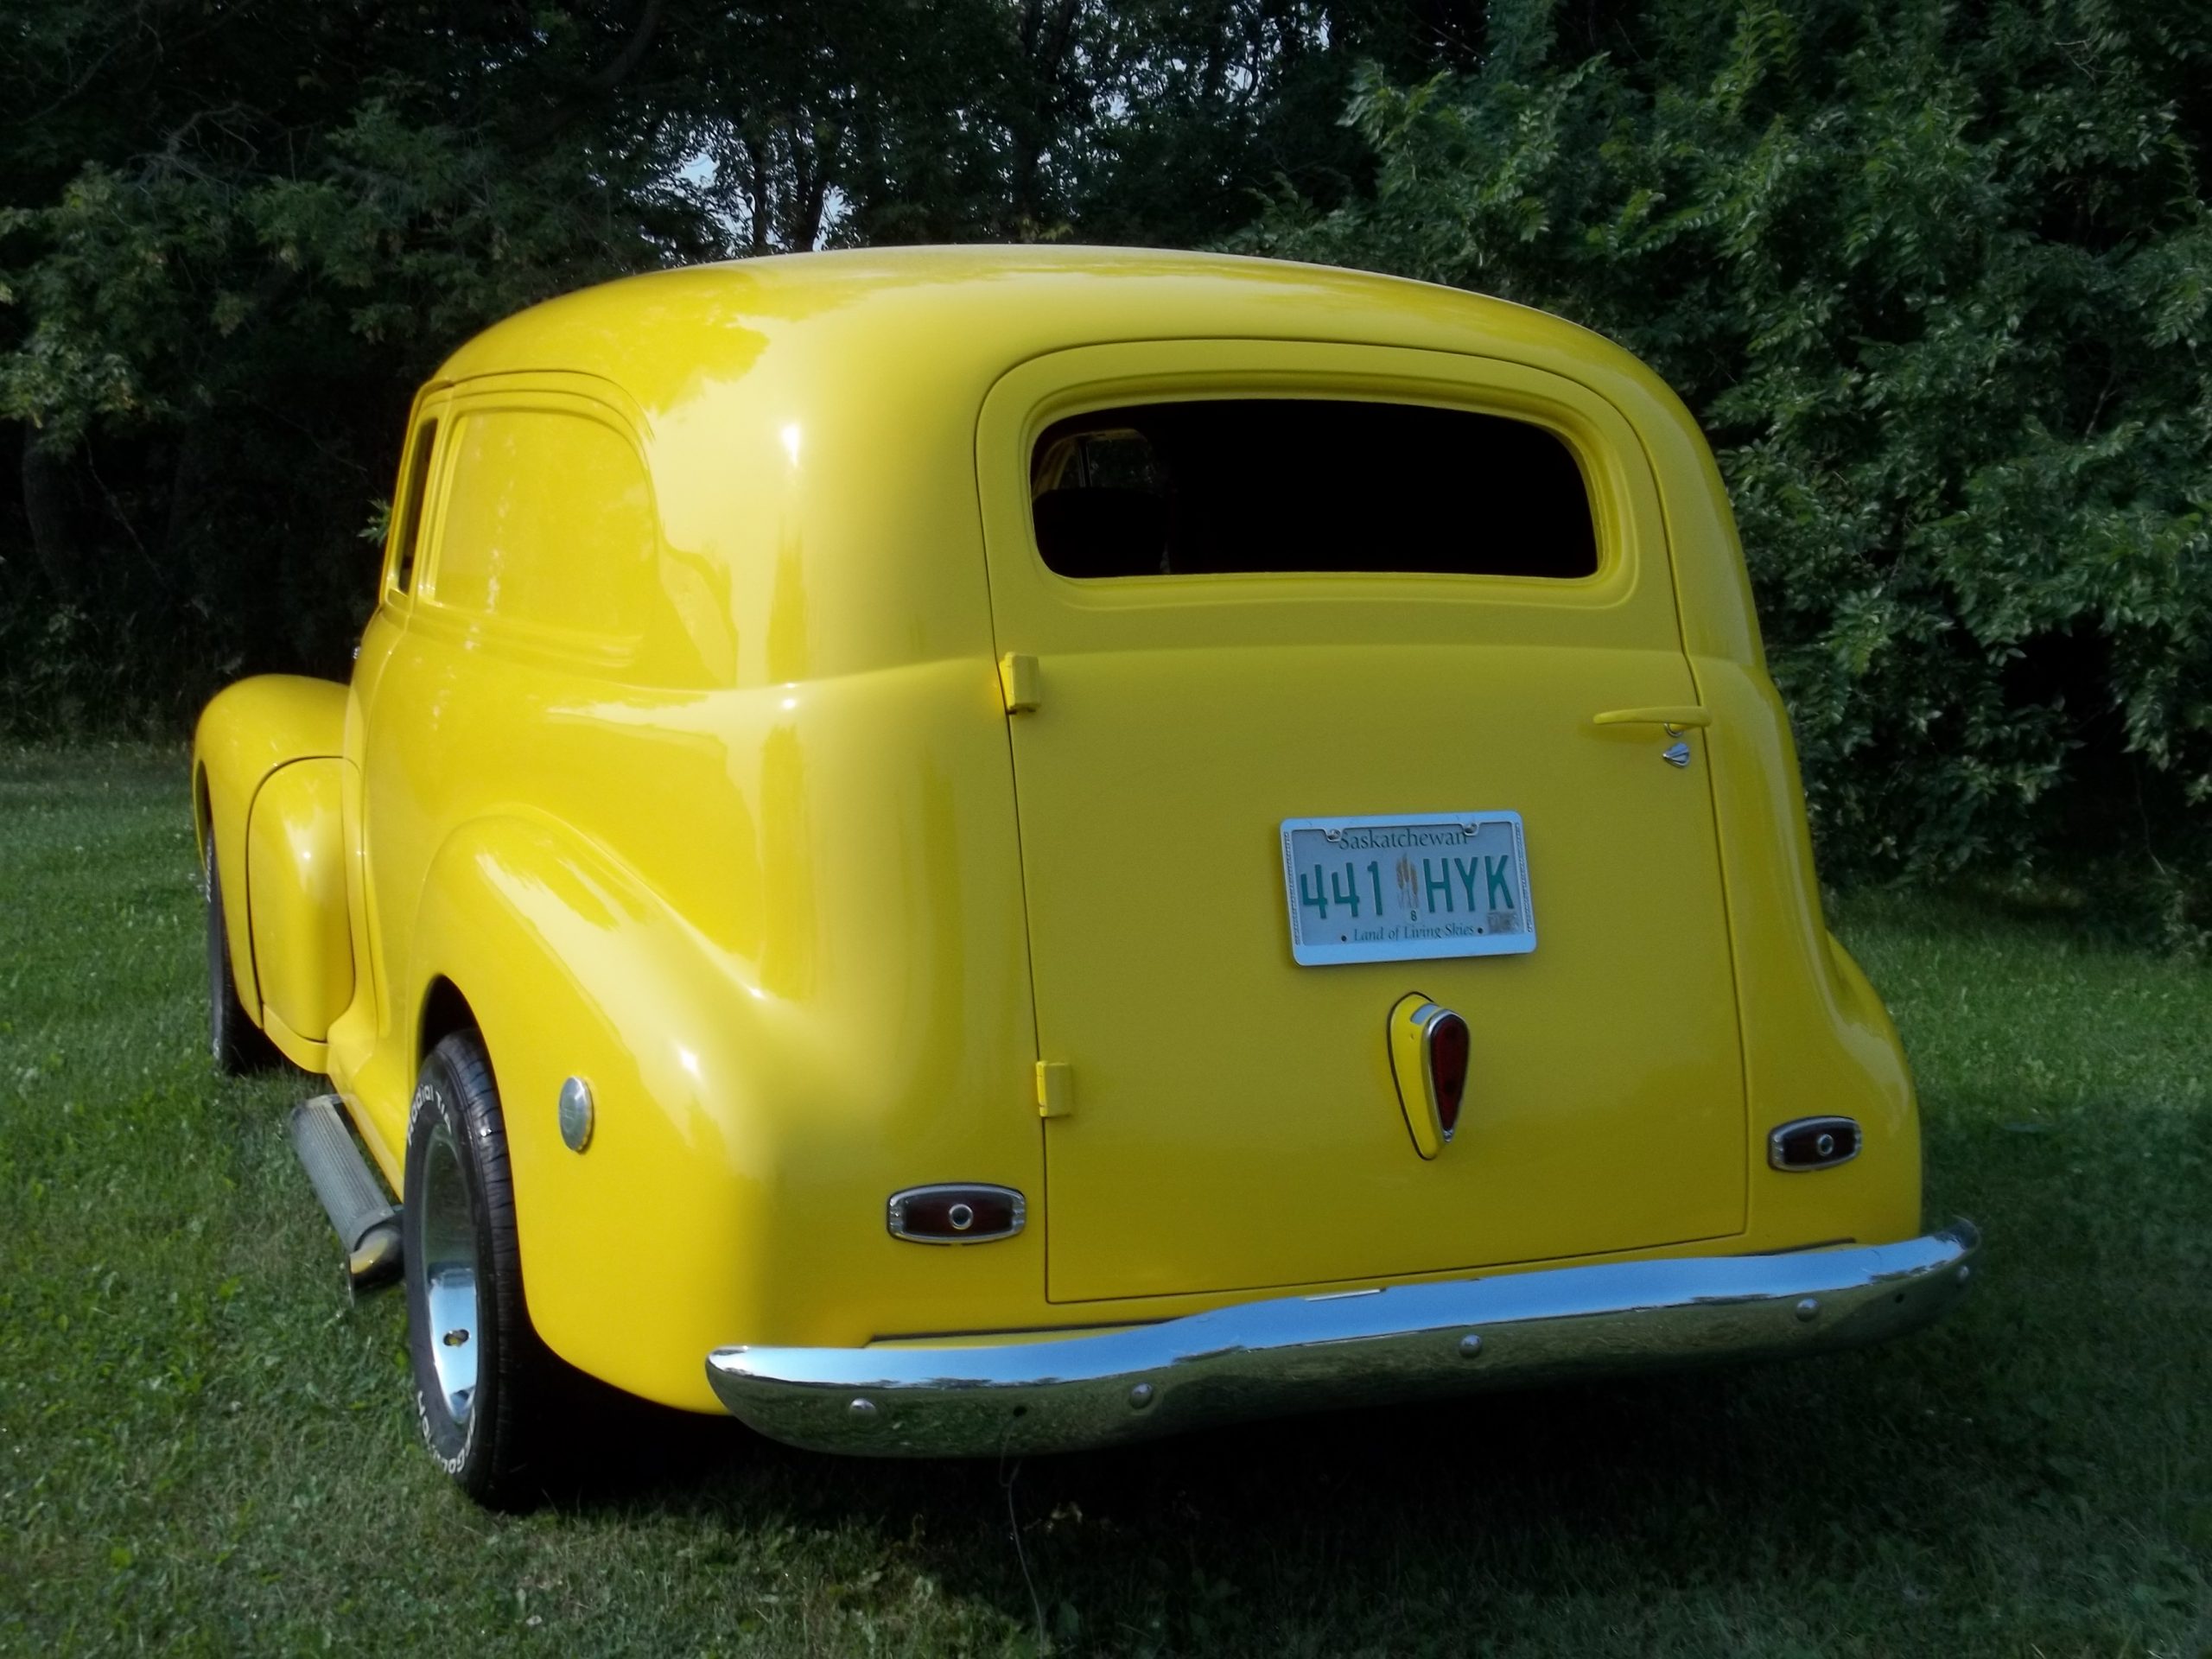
194,247,1978,1506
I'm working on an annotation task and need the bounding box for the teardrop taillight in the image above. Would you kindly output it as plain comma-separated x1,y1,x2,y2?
1427,1011,1469,1140
1387,993,1472,1159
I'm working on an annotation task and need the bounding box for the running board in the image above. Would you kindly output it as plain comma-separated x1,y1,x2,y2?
289,1095,403,1293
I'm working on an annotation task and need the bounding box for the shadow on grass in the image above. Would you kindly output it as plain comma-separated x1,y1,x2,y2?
530,1266,2018,1643
514,1077,2212,1645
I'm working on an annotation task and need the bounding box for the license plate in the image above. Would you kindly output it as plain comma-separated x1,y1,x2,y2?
1280,811,1535,966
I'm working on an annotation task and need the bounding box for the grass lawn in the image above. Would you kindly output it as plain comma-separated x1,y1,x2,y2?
2,743,2208,1656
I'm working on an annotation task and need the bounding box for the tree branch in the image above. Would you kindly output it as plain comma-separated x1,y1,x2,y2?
512,0,668,152
584,0,667,94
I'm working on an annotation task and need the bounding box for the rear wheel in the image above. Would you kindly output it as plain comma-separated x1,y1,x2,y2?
205,841,276,1074
404,1029,565,1509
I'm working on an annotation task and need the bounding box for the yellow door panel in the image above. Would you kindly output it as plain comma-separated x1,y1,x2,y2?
975,340,1749,1304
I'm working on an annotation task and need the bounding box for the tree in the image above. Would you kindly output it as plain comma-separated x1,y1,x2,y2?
0,0,713,726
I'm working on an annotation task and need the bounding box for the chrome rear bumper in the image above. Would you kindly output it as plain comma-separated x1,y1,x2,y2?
705,1221,1979,1458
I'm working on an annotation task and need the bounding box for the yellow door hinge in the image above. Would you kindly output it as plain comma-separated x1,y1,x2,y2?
999,652,1040,715
1035,1060,1073,1119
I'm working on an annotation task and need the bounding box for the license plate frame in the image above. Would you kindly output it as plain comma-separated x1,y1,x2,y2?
1280,810,1536,967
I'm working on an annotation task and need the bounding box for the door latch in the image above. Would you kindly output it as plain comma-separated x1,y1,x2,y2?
1035,1060,1072,1119
999,653,1040,715
1592,706,1706,769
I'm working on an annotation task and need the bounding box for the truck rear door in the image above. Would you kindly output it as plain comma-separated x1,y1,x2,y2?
976,341,1746,1306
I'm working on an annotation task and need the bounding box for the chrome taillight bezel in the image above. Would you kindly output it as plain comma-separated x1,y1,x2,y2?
1767,1116,1862,1172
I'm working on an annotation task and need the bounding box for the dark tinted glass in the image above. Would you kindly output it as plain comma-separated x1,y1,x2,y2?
390,418,438,594
1031,400,1597,580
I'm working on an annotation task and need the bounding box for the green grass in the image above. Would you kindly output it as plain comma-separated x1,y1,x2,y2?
2,745,2208,1656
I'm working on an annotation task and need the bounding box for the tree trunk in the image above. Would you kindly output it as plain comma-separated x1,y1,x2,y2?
20,433,90,600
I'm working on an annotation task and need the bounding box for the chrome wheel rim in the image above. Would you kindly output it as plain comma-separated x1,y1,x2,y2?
418,1119,481,1427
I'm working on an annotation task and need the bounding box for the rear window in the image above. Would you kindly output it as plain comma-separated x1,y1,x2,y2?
1030,399,1597,580
388,417,439,594
430,408,658,638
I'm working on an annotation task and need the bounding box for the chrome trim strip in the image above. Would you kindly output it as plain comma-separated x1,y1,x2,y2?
1767,1115,1862,1171
885,1183,1027,1245
707,1219,1980,1457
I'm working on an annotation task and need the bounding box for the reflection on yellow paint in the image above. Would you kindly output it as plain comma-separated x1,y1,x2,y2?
758,724,816,1000
766,537,809,685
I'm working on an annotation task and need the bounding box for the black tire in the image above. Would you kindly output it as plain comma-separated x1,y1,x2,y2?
404,1029,566,1509
206,840,277,1074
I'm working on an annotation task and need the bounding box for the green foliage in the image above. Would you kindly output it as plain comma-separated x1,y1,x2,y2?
0,2,721,730
1239,0,2212,919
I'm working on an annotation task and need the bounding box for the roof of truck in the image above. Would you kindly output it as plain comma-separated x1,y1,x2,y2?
432,245,1640,408
426,245,1754,666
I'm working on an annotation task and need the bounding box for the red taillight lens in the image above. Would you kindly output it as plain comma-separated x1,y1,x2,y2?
886,1184,1027,1243
1427,1012,1470,1140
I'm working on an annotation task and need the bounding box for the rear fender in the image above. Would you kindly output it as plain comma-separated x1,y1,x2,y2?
1696,658,1922,1247
192,676,350,1057
405,812,782,1411
405,800,1047,1413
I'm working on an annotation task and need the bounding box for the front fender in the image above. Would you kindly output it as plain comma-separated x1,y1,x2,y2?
245,758,353,1058
193,676,349,1051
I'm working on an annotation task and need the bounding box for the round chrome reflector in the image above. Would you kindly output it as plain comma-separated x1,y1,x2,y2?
558,1076,594,1153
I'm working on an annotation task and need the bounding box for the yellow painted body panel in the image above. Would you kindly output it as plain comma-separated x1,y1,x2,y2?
245,759,353,1048
192,676,348,1049
192,247,1923,1412
974,340,1749,1303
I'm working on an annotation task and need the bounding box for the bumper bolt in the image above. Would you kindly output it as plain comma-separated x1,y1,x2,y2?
849,1397,878,1420
1459,1333,1484,1359
1794,1298,1820,1323
1128,1382,1155,1411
